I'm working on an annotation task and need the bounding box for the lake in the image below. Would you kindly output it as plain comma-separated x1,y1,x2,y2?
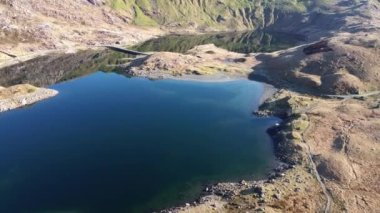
0,72,278,213
0,31,293,213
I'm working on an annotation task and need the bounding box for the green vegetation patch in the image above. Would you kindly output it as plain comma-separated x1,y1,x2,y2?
133,5,158,26
107,0,324,29
108,0,129,10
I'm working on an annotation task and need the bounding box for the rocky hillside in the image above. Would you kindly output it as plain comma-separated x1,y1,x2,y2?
104,0,326,30
0,0,325,60
0,0,163,58
250,0,380,95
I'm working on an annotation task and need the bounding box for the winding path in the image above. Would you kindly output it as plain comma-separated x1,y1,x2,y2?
302,114,332,213
296,90,380,212
324,91,380,99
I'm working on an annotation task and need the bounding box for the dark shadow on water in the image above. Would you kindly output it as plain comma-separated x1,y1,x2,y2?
0,31,304,88
0,49,129,87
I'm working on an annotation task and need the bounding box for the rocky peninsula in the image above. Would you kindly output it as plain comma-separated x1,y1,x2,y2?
0,84,58,112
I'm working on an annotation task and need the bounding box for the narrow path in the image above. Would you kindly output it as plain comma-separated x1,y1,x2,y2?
302,114,332,213
324,91,380,99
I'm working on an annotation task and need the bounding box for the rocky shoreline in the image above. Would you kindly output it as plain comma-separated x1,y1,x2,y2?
159,90,327,213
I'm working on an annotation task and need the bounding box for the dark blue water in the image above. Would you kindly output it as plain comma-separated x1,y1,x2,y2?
0,72,278,213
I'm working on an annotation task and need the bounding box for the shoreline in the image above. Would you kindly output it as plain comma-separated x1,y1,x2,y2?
161,91,325,213
161,91,295,212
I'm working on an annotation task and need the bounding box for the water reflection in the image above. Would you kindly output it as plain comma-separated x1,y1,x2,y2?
0,31,304,87
0,50,127,87
132,31,305,54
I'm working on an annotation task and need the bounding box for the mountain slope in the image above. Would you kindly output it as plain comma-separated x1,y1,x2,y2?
0,0,322,58
106,0,323,30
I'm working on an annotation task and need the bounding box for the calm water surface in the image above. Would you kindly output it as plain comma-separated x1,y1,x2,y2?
0,72,278,213
132,31,305,53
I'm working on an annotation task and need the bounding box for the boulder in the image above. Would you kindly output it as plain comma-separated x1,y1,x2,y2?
303,40,333,55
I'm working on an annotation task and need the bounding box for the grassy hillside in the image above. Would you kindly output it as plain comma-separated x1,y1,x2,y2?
106,0,326,30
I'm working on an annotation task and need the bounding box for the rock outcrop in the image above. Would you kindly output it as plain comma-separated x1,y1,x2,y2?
125,44,256,79
251,33,380,95
0,84,58,112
